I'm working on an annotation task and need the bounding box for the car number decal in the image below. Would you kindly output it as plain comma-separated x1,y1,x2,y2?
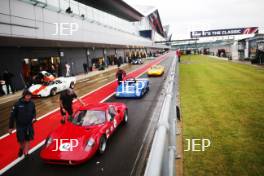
59,143,71,151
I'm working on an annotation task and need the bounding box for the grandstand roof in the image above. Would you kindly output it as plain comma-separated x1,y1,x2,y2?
75,0,144,21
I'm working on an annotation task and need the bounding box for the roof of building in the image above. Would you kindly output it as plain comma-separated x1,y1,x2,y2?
131,5,157,16
75,0,144,21
132,5,165,37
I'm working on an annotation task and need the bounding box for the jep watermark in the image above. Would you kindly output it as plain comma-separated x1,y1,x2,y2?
117,80,146,94
184,138,211,152
52,23,79,36
52,139,79,152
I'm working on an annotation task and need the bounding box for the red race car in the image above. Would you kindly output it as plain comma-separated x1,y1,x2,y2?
40,102,128,165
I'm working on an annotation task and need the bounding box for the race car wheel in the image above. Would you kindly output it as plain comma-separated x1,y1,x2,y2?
98,136,107,154
142,88,146,95
123,110,128,124
146,86,150,92
70,82,75,89
50,88,57,96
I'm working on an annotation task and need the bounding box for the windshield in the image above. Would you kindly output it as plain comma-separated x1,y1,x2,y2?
72,110,106,126
42,81,52,86
152,66,160,69
126,78,136,85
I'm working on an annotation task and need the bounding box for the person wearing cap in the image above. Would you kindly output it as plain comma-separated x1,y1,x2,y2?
59,88,85,123
8,89,36,157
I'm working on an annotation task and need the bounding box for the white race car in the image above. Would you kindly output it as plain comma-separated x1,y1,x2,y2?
131,58,144,65
29,76,76,97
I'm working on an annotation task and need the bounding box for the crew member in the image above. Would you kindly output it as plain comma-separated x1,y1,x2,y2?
116,67,126,85
60,88,85,123
9,90,36,157
0,75,5,96
3,70,15,94
176,49,181,62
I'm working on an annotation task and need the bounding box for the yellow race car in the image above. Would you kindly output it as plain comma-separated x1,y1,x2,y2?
147,65,165,76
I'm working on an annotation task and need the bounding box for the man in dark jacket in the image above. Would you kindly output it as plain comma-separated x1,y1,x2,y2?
9,90,36,157
117,56,122,67
3,70,15,94
60,88,85,123
116,67,126,85
0,75,5,96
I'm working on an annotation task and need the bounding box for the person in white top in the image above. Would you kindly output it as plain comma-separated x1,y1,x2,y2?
65,63,71,77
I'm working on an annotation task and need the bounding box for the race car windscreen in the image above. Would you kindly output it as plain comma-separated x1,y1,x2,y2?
72,110,106,126
126,79,136,84
152,66,160,69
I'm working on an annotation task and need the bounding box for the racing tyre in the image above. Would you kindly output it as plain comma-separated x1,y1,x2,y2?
98,136,107,154
50,88,57,96
146,86,150,92
123,110,128,124
70,82,75,89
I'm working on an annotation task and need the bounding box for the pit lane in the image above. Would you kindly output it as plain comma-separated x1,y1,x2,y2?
0,63,147,136
2,56,173,176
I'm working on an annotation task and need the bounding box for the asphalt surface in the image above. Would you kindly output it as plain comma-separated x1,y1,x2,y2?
2,56,173,176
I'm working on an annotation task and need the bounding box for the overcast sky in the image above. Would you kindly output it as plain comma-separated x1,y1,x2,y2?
125,0,264,39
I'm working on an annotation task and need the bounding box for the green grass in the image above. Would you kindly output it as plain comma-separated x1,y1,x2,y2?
180,55,264,176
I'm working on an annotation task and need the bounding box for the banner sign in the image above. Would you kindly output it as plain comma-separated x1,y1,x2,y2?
190,27,258,38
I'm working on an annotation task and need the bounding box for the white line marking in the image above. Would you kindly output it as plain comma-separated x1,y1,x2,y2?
0,140,45,175
100,92,115,103
0,133,11,140
0,156,25,175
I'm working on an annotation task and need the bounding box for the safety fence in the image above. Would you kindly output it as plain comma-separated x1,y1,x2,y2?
144,56,178,176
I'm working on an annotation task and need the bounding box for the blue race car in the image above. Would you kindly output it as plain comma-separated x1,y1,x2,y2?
115,78,149,98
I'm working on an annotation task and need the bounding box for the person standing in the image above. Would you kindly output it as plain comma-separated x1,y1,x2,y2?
117,56,123,67
0,75,5,96
116,67,126,85
176,50,181,62
3,70,15,94
65,63,71,77
9,90,36,157
83,63,88,74
59,88,85,124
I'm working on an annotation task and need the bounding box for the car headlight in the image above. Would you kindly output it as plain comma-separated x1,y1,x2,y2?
45,136,53,146
136,91,141,96
85,138,95,151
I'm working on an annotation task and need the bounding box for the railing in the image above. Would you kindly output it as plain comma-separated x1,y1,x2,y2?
144,56,178,176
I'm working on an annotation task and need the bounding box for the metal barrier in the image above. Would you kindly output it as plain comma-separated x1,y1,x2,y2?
144,56,178,176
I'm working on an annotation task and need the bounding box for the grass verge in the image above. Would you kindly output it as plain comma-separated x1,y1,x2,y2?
180,55,264,176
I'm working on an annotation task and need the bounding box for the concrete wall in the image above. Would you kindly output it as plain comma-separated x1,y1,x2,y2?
0,0,163,48
60,48,87,76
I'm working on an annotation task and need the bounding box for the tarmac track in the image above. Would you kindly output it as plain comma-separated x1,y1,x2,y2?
2,56,173,176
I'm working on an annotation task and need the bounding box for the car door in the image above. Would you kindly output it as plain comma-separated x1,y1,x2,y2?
112,106,123,125
60,78,68,90
55,80,65,92
105,110,115,138
105,106,120,137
